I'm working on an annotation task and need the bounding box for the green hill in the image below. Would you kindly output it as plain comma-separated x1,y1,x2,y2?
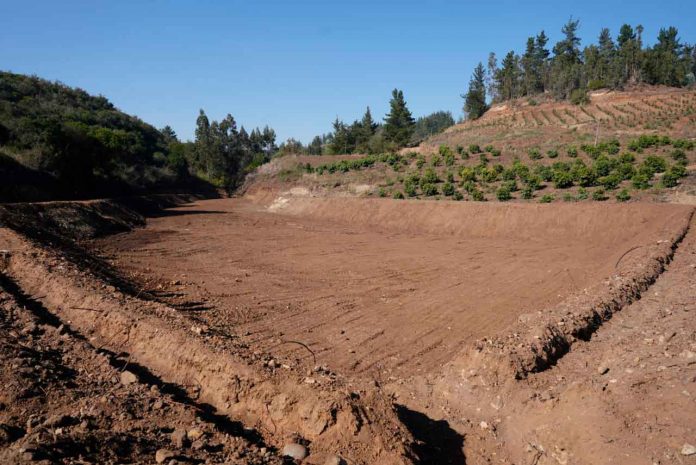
0,71,188,201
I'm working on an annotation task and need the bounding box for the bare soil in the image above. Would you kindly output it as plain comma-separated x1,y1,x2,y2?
94,198,689,384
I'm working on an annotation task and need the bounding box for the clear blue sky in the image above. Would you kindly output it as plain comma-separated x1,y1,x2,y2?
2,0,694,143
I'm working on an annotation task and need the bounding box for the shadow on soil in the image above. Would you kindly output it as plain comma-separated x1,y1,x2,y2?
396,405,466,465
0,272,271,451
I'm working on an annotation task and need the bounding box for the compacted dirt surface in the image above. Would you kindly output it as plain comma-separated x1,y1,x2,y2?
1,193,695,464
94,198,688,381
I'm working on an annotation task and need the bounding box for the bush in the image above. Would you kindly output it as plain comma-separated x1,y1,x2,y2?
616,189,631,202
442,182,455,196
643,156,667,173
431,154,442,166
528,147,542,160
553,170,574,189
671,149,687,163
453,190,464,201
592,188,608,201
521,185,534,199
631,173,651,190
577,187,589,200
421,167,439,184
416,155,425,169
393,191,404,199
562,192,575,202
404,181,417,197
547,149,559,159
618,152,635,164
570,88,589,105
566,146,578,158
421,183,438,196
378,187,387,197
598,173,621,190
468,144,481,154
496,186,512,201
539,194,555,203
459,167,476,183
502,179,518,192
471,188,485,201
490,148,501,157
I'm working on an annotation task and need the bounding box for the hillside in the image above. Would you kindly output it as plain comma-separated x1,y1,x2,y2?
244,87,696,205
0,71,190,201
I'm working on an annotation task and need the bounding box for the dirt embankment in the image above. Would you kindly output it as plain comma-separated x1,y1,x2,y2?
0,198,418,465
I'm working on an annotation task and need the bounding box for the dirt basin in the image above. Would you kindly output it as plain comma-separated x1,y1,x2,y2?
94,197,691,380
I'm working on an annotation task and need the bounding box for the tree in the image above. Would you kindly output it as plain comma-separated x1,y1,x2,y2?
486,52,499,101
355,106,378,152
307,135,324,155
383,89,415,148
643,27,685,86
463,62,488,119
550,18,583,99
412,111,455,144
496,51,521,100
194,110,214,176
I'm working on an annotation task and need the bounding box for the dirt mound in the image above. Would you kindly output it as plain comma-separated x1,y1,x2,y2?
0,273,284,465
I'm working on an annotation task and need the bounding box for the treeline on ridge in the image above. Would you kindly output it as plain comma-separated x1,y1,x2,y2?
463,20,696,118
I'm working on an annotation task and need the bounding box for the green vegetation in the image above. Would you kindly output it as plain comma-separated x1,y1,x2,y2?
466,20,696,113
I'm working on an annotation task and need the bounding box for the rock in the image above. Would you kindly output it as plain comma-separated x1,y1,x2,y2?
43,414,72,428
186,428,204,441
155,449,176,463
597,365,609,375
171,428,187,448
120,370,138,385
479,421,489,430
282,443,308,460
324,454,346,465
681,444,696,456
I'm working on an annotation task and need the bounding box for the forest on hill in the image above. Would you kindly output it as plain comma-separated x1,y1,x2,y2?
463,21,696,118
0,71,278,200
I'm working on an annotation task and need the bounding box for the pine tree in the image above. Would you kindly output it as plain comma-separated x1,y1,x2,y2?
383,89,415,148
355,106,377,153
463,63,488,119
496,52,521,100
550,18,583,99
486,52,499,101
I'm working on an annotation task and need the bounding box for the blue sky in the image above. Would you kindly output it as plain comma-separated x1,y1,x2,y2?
2,0,694,143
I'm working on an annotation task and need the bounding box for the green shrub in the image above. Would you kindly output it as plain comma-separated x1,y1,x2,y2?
479,153,489,165
404,181,417,197
431,154,443,166
455,145,465,155
421,167,439,184
442,182,455,196
547,149,559,159
502,180,518,192
502,168,516,181
631,173,651,190
471,188,485,201
528,147,542,160
468,144,481,154
393,191,404,199
553,170,574,189
615,163,635,180
539,194,555,203
453,190,464,201
446,171,455,183
618,152,635,164
673,139,695,150
577,187,589,200
592,188,608,201
416,155,425,169
571,162,596,187
566,146,578,158
616,189,631,202
521,185,534,199
598,173,621,190
562,192,575,202
671,149,687,163
643,156,667,173
570,88,589,105
490,148,501,157
421,183,438,196
459,167,476,183
496,186,512,201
